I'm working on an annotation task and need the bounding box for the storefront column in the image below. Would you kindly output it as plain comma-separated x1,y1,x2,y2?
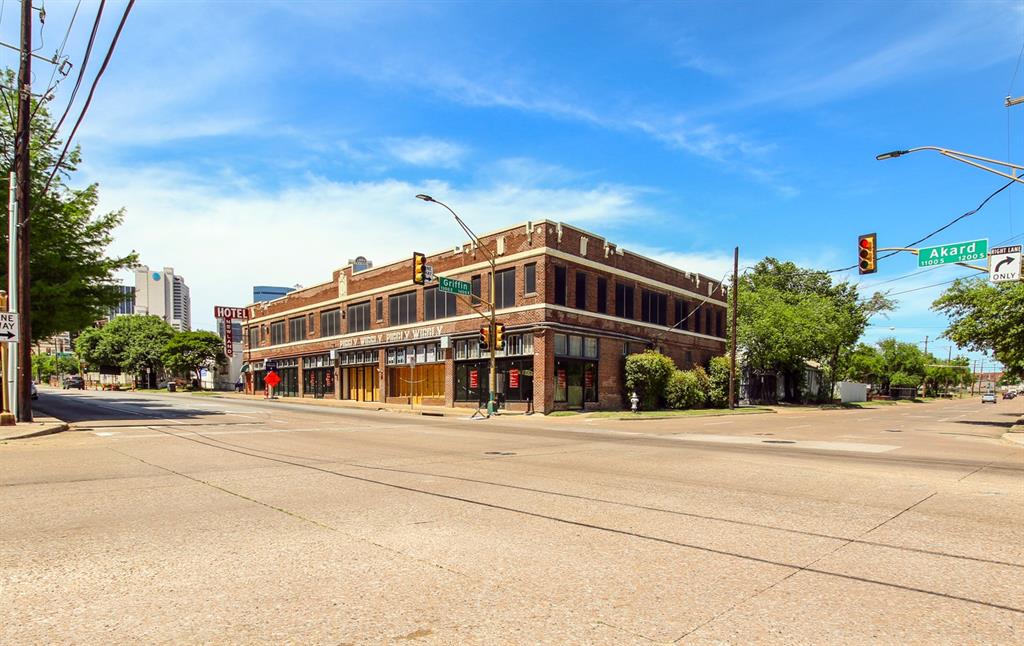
444,346,455,407
333,363,342,399
297,363,304,397
533,330,554,413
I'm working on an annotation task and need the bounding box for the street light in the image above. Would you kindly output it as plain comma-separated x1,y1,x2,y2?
875,146,1024,184
415,194,499,417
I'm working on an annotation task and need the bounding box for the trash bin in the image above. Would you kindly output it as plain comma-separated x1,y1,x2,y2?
167,382,176,393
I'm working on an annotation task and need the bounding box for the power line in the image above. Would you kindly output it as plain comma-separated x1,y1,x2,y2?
40,0,80,99
887,276,964,296
45,0,104,146
42,0,134,197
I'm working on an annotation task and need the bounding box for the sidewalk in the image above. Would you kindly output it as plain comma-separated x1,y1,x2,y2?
0,415,68,441
1004,413,1024,447
197,391,531,419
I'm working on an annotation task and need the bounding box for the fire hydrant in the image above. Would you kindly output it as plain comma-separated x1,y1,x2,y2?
630,391,640,414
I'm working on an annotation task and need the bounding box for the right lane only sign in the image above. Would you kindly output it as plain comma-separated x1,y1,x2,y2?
989,245,1022,284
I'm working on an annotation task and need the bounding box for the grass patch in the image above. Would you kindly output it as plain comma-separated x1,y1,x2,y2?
547,410,582,417
585,407,774,420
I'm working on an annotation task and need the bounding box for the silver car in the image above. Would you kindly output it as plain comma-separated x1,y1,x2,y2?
981,392,997,404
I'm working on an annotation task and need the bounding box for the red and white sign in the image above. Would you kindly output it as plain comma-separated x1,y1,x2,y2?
584,369,594,389
469,369,479,389
224,322,234,357
509,368,520,389
214,306,249,320
557,369,567,389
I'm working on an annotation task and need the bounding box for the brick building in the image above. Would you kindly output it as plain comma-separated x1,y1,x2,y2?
242,221,728,413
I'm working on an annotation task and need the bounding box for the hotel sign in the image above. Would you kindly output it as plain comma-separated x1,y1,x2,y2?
338,324,447,349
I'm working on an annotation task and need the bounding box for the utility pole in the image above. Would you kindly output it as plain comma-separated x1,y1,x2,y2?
728,246,738,409
15,0,33,422
923,335,928,356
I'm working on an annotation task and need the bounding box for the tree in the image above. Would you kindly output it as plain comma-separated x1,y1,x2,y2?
933,278,1024,381
844,343,883,384
161,331,226,387
75,316,176,385
0,68,136,340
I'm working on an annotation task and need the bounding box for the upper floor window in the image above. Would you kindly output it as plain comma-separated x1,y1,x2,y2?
554,265,567,306
247,326,260,348
320,308,341,337
675,299,689,331
641,290,667,325
269,321,285,345
375,297,383,322
716,310,725,338
471,275,481,306
615,283,634,319
494,268,516,309
524,263,537,295
288,316,306,342
389,291,417,326
575,271,587,309
348,301,371,333
705,309,712,335
424,286,457,321
597,277,607,314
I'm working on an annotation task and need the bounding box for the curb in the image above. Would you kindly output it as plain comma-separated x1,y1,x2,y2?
0,421,69,441
192,392,523,419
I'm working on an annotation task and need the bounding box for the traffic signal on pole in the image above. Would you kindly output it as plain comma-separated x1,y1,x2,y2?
412,252,426,285
493,323,505,350
858,233,877,275
479,326,490,350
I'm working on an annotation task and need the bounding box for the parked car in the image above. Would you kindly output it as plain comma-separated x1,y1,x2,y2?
63,375,85,390
30,381,38,400
1003,391,1017,400
981,392,997,404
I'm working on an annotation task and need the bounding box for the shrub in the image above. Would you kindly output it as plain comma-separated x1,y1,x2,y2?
706,356,732,408
625,351,675,410
692,365,712,408
666,370,703,409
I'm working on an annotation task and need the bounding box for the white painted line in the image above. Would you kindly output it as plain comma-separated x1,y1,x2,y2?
92,432,117,437
789,424,811,429
668,433,898,453
702,421,732,426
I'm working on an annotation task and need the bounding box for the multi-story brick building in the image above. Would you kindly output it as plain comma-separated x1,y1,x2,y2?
242,221,728,413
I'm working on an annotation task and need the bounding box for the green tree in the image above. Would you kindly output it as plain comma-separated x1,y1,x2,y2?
844,343,883,384
933,278,1024,381
0,68,136,340
624,350,675,409
31,353,79,381
877,338,926,390
161,331,226,387
75,316,176,384
706,356,731,408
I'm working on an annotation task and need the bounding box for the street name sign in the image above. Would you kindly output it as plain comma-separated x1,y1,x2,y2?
0,312,19,342
989,245,1022,284
918,239,988,267
265,359,278,372
438,276,471,296
214,306,249,320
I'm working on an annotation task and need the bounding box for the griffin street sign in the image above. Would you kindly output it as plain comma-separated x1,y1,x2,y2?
989,245,1022,284
918,239,988,267
438,276,472,296
0,312,19,343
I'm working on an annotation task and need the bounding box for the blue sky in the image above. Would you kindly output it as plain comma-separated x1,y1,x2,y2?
8,1,1023,368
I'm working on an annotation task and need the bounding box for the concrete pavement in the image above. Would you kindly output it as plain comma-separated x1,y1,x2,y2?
2,388,1021,644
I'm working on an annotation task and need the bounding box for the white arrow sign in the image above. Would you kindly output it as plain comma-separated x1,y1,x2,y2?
0,312,19,342
989,245,1022,284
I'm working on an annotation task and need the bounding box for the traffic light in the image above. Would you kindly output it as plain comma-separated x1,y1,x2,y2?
479,326,490,350
493,323,505,350
412,252,426,285
858,233,877,275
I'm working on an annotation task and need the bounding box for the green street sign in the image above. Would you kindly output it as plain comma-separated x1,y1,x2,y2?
438,276,471,296
918,239,988,267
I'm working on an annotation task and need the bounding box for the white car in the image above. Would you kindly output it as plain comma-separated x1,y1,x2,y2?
981,392,997,404
30,382,38,400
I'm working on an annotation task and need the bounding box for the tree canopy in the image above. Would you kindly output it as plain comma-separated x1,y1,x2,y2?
933,278,1024,381
0,68,136,340
162,331,226,384
75,315,176,377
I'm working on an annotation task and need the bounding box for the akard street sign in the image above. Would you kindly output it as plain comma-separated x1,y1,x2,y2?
989,245,1022,284
918,239,988,267
0,312,19,343
438,276,472,296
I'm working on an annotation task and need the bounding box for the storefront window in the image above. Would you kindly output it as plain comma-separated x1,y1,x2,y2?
454,358,534,405
554,358,597,406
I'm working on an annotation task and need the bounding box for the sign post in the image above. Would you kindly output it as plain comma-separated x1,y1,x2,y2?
989,245,1022,283
0,292,14,426
918,239,988,267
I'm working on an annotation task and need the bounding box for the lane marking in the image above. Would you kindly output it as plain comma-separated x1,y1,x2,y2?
667,434,898,453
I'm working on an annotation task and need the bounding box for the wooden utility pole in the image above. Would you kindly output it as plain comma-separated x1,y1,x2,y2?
14,0,32,422
729,246,739,409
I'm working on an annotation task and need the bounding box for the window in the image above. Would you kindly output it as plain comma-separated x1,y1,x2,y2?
554,333,597,358
320,308,341,337
693,307,702,334
424,286,456,321
348,301,371,333
288,316,306,342
524,263,537,294
308,313,315,334
389,291,417,326
615,283,634,319
641,290,667,325
375,297,383,322
597,278,607,314
675,299,690,331
575,271,587,309
554,266,567,306
705,309,712,336
471,275,481,305
584,337,598,359
247,326,260,348
494,268,516,309
270,321,285,345
716,310,725,338
554,333,568,355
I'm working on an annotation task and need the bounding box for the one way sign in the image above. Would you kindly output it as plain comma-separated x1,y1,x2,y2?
989,245,1022,284
0,312,19,342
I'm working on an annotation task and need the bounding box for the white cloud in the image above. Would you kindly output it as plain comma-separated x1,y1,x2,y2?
88,164,652,331
381,136,468,168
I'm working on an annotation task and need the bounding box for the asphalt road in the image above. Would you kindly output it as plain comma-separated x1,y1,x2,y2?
3,388,1022,644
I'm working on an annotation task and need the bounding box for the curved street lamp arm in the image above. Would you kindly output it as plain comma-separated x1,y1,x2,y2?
876,147,1024,184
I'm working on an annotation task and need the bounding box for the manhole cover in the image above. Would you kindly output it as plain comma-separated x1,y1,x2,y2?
484,451,516,456
762,440,796,444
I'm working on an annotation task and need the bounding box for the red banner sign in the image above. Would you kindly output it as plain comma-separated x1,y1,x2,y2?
509,368,520,389
584,369,593,389
224,321,234,357
557,369,566,389
214,306,250,320
469,369,479,389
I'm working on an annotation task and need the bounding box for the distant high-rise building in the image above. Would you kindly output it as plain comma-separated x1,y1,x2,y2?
134,266,191,331
253,285,295,303
109,284,136,319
